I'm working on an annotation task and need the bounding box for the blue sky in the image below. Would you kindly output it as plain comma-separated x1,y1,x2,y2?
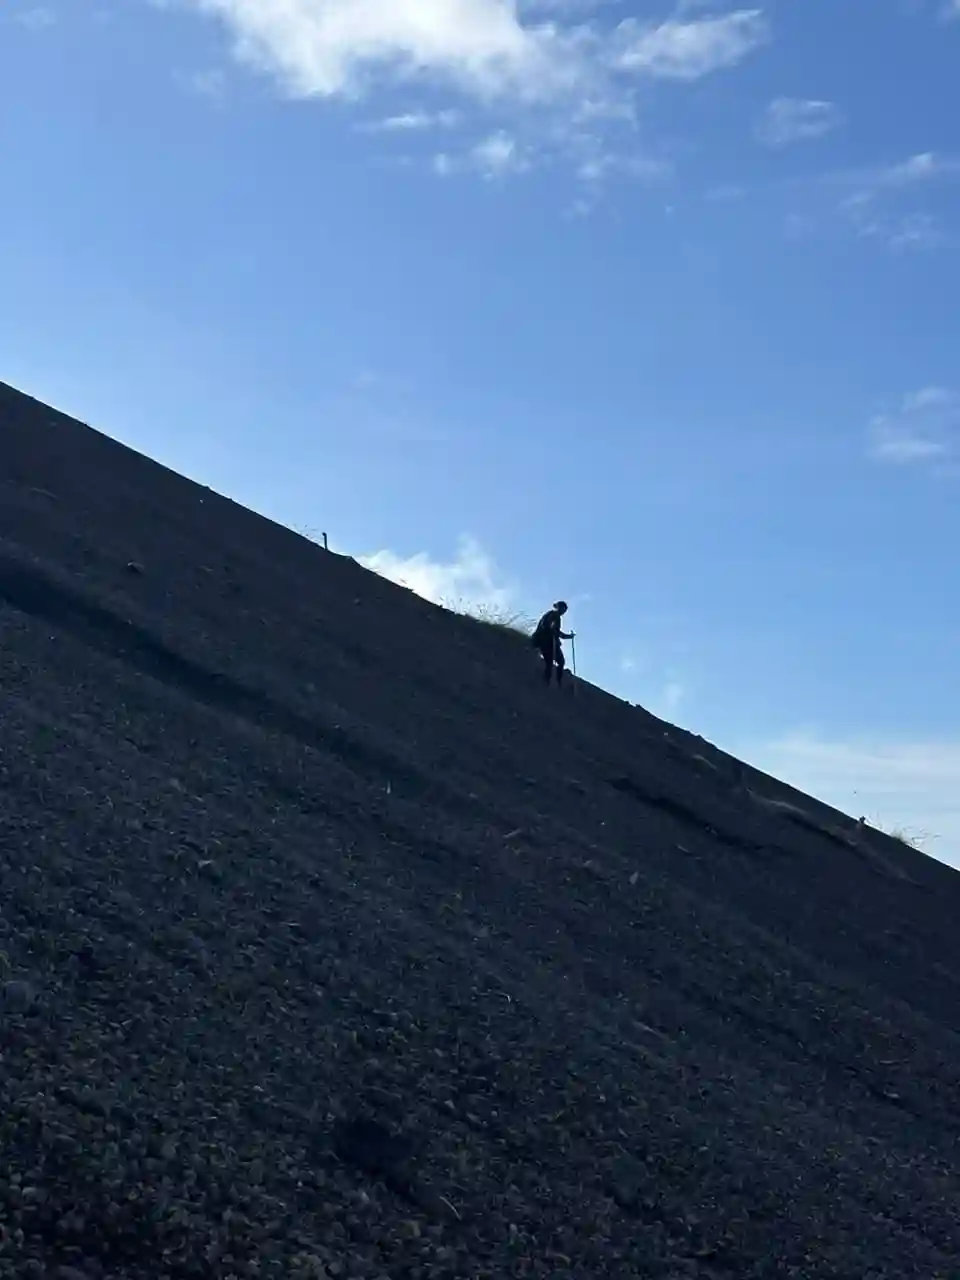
3,1,960,862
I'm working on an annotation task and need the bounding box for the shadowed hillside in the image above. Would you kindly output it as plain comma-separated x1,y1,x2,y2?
1,380,958,1280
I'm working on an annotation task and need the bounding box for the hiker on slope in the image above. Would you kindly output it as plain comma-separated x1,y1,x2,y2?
531,600,574,686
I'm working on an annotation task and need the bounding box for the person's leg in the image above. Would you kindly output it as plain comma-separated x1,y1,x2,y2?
555,647,566,686
539,644,554,683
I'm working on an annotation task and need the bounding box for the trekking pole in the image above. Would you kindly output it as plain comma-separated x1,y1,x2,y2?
571,634,578,695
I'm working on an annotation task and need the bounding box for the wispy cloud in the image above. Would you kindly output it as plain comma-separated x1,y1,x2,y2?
615,9,769,80
361,108,461,132
902,386,959,412
841,197,948,252
652,678,687,719
756,97,840,148
865,150,960,189
789,152,960,203
434,129,532,178
359,534,517,614
173,0,556,100
165,3,774,182
820,151,960,250
175,1,771,99
574,147,672,184
940,0,960,21
870,423,947,464
704,181,746,203
11,6,56,29
868,386,960,465
519,0,617,14
616,642,691,723
742,730,960,866
176,67,229,102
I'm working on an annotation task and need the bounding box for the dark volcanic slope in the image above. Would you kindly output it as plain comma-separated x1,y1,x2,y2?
1,382,959,1280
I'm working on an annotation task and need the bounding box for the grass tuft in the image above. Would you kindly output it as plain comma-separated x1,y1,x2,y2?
443,598,535,637
886,827,931,851
862,817,937,852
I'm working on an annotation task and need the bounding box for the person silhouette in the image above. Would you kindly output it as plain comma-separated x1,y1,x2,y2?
531,600,574,686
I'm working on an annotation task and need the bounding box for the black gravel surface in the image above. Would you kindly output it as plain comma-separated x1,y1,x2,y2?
1,380,959,1279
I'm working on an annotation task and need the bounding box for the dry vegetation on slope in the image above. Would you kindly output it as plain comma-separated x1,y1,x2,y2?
1,381,959,1280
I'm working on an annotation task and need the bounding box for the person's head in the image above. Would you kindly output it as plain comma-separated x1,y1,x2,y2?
554,600,568,615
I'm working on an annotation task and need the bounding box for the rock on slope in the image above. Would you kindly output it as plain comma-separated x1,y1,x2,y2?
1,380,958,1280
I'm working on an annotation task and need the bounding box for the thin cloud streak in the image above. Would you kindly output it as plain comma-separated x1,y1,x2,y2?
11,6,56,29
756,97,840,148
361,108,461,131
433,130,532,177
870,423,946,464
867,385,960,466
615,9,769,80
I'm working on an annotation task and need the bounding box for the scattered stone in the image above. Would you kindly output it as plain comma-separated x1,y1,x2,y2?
54,1084,110,1117
409,1183,462,1222
2,978,39,1012
361,1087,405,1118
332,1115,416,1192
606,1156,649,1213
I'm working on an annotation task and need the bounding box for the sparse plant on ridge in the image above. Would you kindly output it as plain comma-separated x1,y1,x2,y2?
442,597,534,637
861,816,937,852
886,826,933,851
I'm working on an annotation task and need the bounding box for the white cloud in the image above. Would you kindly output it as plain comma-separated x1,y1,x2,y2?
615,9,769,80
841,198,948,253
653,679,687,718
872,150,960,188
12,6,56,29
825,152,960,250
868,385,960,465
520,0,615,13
163,3,774,183
616,644,691,723
820,154,960,208
175,1,772,99
886,211,947,251
902,386,959,412
177,67,228,101
363,107,460,130
433,128,533,177
742,731,960,866
474,128,528,174
756,97,840,148
358,534,517,614
175,0,599,101
704,181,746,203
869,422,946,463
575,146,672,184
